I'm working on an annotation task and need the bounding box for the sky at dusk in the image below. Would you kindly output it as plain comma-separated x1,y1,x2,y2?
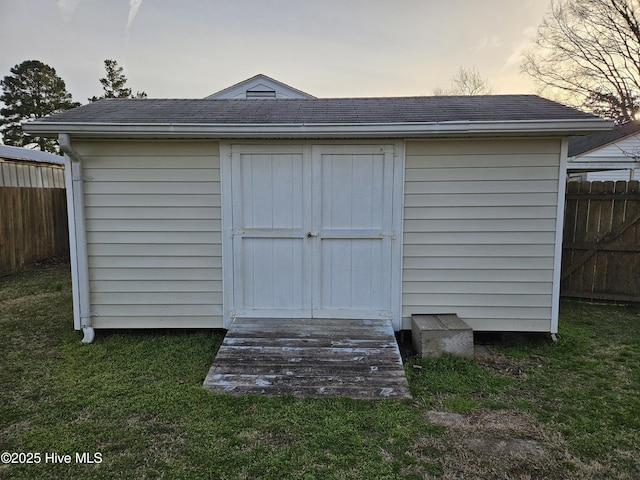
0,0,552,103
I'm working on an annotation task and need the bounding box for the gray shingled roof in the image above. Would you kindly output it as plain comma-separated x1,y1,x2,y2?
568,120,640,157
32,95,599,125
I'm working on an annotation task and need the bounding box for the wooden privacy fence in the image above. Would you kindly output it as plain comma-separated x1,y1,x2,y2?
562,180,640,303
0,187,69,274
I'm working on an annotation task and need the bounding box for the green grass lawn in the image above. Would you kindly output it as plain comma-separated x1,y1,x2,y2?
1,264,639,479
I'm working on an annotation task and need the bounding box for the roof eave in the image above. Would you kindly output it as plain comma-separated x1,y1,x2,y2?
24,119,613,139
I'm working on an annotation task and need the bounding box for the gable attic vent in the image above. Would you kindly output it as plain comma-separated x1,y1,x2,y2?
245,87,277,99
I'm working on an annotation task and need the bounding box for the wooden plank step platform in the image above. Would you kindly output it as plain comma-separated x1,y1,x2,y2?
203,318,411,399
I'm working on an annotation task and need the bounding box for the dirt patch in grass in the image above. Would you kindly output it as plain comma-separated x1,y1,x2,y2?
413,409,614,479
475,353,546,378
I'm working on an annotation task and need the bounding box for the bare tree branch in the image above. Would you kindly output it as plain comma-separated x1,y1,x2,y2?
522,0,640,122
433,67,493,96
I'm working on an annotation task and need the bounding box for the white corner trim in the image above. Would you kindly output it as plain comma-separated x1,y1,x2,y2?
390,141,405,331
219,142,234,329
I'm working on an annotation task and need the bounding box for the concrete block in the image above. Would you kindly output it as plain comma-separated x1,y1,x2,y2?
412,314,474,358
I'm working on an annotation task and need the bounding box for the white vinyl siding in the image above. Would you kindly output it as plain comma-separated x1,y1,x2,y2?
74,140,221,329
579,134,640,161
570,134,640,181
403,139,562,332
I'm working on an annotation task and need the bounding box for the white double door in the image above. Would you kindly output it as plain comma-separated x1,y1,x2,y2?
229,144,397,320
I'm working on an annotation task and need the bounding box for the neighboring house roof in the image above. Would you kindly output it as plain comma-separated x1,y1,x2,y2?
24,94,611,138
206,74,316,99
0,144,64,165
568,120,640,157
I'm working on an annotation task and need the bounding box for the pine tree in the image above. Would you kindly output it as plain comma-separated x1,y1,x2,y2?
0,60,80,152
90,59,147,102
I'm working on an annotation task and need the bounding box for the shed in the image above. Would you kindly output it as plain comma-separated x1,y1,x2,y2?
568,120,640,181
23,76,611,343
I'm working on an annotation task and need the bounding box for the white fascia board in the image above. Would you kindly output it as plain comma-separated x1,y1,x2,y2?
24,118,612,138
567,160,640,170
